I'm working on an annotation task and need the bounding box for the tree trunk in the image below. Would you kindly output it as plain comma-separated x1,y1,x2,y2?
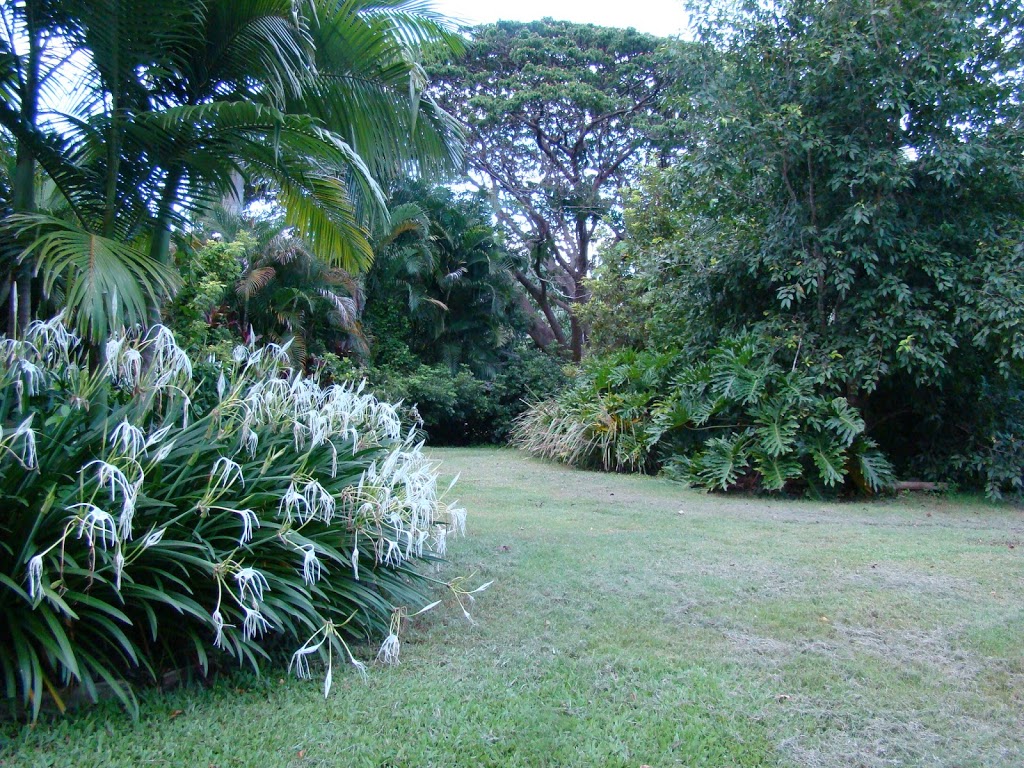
147,167,185,327
9,2,41,338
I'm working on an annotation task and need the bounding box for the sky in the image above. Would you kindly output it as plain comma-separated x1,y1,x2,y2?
432,0,691,37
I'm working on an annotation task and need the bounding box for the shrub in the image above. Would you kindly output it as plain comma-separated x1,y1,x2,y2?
655,336,894,494
488,345,569,444
369,364,492,445
0,318,472,719
514,335,895,494
368,347,568,446
512,349,676,473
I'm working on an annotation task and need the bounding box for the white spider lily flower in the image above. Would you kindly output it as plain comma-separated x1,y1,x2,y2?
26,314,79,362
290,649,312,680
414,529,430,558
18,358,44,396
83,460,138,537
111,419,146,459
217,371,227,400
232,345,248,364
13,415,37,469
292,420,307,451
265,341,292,367
26,554,44,601
235,566,269,604
302,480,335,523
211,609,228,648
235,508,259,545
377,633,400,665
145,424,172,450
382,538,402,567
449,505,467,537
324,664,333,698
347,652,368,681
279,482,304,522
84,459,133,502
242,605,271,640
104,335,143,388
301,545,323,586
113,550,125,591
212,457,245,489
351,540,360,581
0,338,19,362
433,525,448,556
289,632,327,680
240,424,259,458
142,528,165,548
117,487,139,541
70,503,118,549
122,348,143,386
146,325,193,386
290,647,317,684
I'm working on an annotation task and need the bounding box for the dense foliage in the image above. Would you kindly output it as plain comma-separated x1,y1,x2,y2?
1,318,472,719
563,0,1024,495
0,0,462,342
514,337,893,494
371,345,567,446
363,184,520,377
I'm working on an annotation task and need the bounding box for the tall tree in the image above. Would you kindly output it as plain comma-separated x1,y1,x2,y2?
429,20,678,360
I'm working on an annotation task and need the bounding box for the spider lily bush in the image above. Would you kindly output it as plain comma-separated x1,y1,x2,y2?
0,316,474,720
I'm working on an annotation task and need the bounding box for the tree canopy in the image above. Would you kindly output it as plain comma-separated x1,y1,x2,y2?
429,19,680,360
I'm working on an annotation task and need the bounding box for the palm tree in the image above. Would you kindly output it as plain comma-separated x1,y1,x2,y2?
0,0,463,343
365,183,519,375
231,217,368,365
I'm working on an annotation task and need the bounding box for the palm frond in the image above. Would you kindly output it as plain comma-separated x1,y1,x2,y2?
8,213,178,341
236,266,277,299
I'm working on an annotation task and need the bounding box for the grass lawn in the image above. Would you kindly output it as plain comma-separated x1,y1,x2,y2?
3,447,1023,767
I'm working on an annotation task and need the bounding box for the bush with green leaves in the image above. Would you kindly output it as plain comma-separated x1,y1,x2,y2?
513,349,677,473
368,364,492,446
0,318,475,720
514,335,894,494
654,336,894,493
366,345,568,447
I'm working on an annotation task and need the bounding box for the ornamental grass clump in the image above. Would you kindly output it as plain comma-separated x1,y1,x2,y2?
0,317,470,720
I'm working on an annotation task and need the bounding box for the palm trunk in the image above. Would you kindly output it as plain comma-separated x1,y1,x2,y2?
9,1,42,338
147,167,185,326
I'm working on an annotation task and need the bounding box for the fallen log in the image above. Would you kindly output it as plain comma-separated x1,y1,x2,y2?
892,480,948,492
